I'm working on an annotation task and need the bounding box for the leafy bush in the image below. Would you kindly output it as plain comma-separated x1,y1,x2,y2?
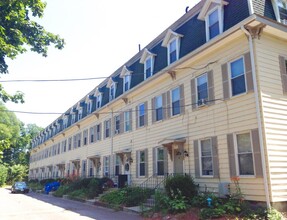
267,208,284,220
87,178,102,199
165,175,197,202
6,164,28,184
100,177,114,189
100,189,125,208
40,178,56,186
0,165,8,186
53,185,70,197
28,182,43,191
200,207,226,219
68,189,88,201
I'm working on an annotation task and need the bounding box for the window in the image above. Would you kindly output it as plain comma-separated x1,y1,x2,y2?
124,111,131,132
89,160,93,177
145,57,153,79
62,140,67,153
196,73,208,105
63,116,68,129
96,124,101,141
90,127,94,143
115,155,120,176
77,133,81,147
109,83,116,101
83,129,88,146
96,94,102,109
124,75,131,92
104,120,111,138
200,139,213,176
68,137,72,151
73,135,77,149
157,148,164,176
171,87,180,116
208,8,220,40
138,103,145,127
155,96,163,121
273,0,287,24
71,114,76,124
230,57,246,96
114,115,120,134
87,100,93,114
104,157,109,176
139,150,146,177
78,108,83,121
168,38,178,64
236,132,254,176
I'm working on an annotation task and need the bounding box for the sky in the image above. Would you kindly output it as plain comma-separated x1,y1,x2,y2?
2,0,196,128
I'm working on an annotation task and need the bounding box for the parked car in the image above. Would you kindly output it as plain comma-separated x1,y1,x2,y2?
11,182,29,194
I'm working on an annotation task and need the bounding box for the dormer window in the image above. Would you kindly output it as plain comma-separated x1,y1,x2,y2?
94,88,102,109
140,49,156,80
198,0,228,41
120,66,132,92
272,0,287,24
63,116,68,129
87,100,93,114
107,78,117,101
78,107,83,120
162,29,183,65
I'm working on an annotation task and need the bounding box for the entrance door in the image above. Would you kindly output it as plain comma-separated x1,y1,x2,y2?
173,149,183,174
124,162,131,185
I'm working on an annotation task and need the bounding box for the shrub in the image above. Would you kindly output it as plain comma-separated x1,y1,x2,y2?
100,189,125,208
28,182,43,191
200,207,226,219
87,178,102,199
124,187,153,207
0,165,8,186
165,175,197,202
100,177,114,189
40,178,56,186
68,189,88,201
53,185,70,197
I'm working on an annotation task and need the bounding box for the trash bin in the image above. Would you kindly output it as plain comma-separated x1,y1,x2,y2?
118,174,127,188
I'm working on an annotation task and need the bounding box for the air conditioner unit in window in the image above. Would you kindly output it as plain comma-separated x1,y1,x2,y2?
198,99,207,106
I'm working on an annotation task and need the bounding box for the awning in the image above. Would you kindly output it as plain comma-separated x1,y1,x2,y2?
158,135,186,145
87,154,101,159
114,148,132,154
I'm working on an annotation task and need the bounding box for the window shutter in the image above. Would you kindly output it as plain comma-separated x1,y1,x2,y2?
163,148,168,175
108,155,112,176
207,70,215,105
162,93,167,120
144,101,148,126
180,84,185,114
145,149,149,178
129,109,133,131
244,52,254,92
191,78,197,110
136,150,139,178
279,55,287,94
99,124,102,140
108,119,111,137
222,63,230,100
120,112,124,134
227,134,236,177
136,105,139,128
211,136,219,178
166,91,171,119
194,140,200,178
252,129,263,178
152,97,156,123
153,148,157,175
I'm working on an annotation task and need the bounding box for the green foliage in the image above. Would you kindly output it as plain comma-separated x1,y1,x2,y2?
68,189,88,201
164,175,197,202
100,189,125,208
0,164,8,186
87,178,102,199
199,207,226,219
40,178,56,186
53,185,70,197
28,182,43,191
267,208,284,220
6,164,28,184
0,0,65,74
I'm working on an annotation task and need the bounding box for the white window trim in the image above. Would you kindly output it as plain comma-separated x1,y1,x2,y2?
205,6,224,41
170,87,181,117
155,95,163,121
196,73,209,106
144,56,155,80
120,65,133,92
156,147,164,176
96,94,102,109
167,37,181,65
109,82,116,101
114,115,120,134
233,131,255,177
123,74,131,92
228,55,247,98
124,111,131,132
199,138,213,177
78,108,83,121
272,0,287,23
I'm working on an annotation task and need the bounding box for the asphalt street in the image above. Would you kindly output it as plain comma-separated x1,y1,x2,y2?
0,187,142,220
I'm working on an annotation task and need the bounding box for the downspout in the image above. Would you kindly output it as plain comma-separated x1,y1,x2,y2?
241,26,271,209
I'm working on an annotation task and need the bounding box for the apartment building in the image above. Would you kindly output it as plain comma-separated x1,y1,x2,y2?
29,0,287,208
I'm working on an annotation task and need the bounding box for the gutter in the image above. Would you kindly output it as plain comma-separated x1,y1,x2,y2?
241,26,271,209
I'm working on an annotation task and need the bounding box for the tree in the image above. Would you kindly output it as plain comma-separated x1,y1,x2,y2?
0,0,65,103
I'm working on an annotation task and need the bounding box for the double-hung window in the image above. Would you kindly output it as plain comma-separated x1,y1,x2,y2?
96,94,102,109
124,75,131,92
273,0,287,24
83,129,88,146
171,87,180,116
110,83,116,101
236,132,254,176
96,124,101,141
90,127,94,143
68,137,72,151
200,139,213,176
124,111,131,132
139,150,146,177
169,38,178,64
208,8,220,40
138,103,145,127
71,114,76,124
104,120,110,138
230,57,246,96
196,73,208,105
115,155,120,176
87,100,92,114
104,157,109,177
78,108,83,121
145,57,153,79
114,115,120,134
155,96,163,121
157,148,164,176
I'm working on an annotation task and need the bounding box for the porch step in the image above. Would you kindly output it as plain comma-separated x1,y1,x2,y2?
143,197,155,207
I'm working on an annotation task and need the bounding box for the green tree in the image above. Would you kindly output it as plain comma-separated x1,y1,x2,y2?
0,164,8,186
0,0,65,103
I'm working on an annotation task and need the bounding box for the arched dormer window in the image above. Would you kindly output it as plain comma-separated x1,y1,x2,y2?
272,0,287,24
162,29,183,65
94,88,102,109
140,48,156,80
120,66,132,92
107,77,117,101
198,0,228,41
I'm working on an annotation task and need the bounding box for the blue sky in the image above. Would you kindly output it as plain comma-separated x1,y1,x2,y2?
3,0,195,128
